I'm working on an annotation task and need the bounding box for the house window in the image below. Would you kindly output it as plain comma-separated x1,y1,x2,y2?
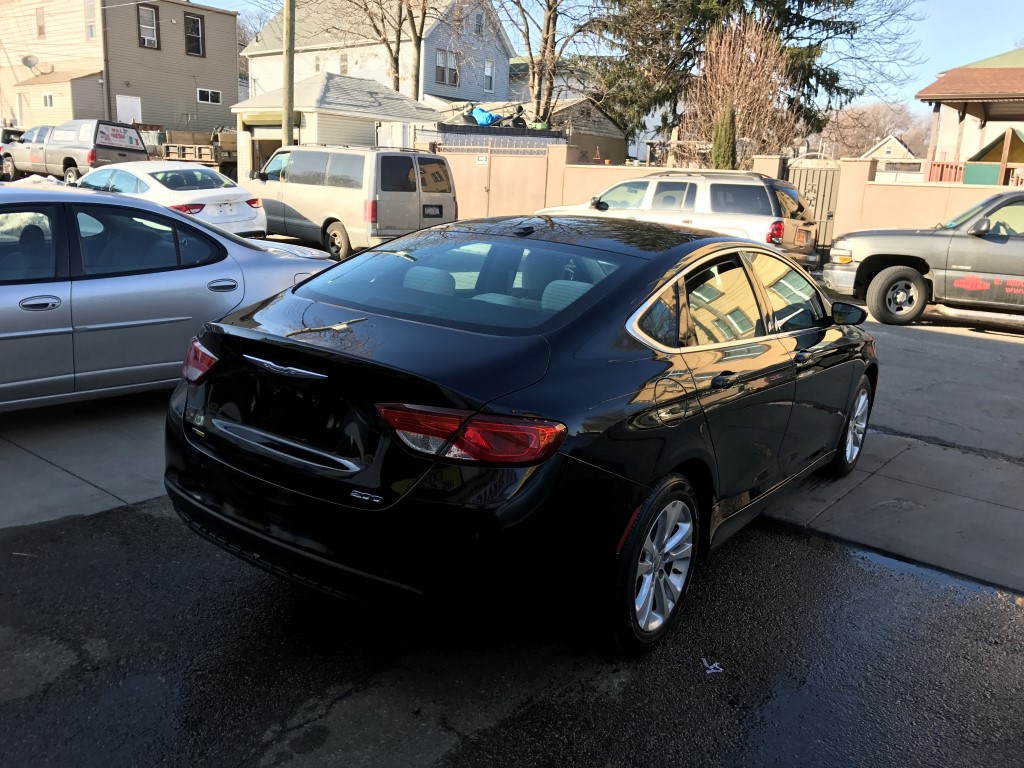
197,89,222,105
43,94,54,108
138,5,159,49
484,60,494,92
184,13,205,57
85,0,96,40
339,53,348,76
36,8,45,39
435,49,458,86
314,55,321,72
475,13,483,35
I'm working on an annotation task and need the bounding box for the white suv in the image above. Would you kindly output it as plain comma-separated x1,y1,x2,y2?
537,171,819,268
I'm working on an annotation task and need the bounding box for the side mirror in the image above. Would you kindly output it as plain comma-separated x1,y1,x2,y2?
590,197,608,211
968,218,991,237
832,301,867,326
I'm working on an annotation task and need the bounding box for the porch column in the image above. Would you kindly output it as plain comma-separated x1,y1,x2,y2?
998,126,1013,185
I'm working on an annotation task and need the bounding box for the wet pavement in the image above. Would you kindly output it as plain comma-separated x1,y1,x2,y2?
2,500,1022,767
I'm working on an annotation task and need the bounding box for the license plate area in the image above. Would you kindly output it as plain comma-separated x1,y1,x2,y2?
796,230,808,245
423,204,442,218
216,203,237,216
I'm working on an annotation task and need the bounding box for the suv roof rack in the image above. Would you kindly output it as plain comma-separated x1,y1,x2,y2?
296,143,436,154
643,170,769,180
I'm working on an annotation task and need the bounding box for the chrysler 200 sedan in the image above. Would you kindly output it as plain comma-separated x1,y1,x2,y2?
165,216,878,651
0,186,331,413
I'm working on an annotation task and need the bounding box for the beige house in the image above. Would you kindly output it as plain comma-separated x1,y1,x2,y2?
0,0,236,132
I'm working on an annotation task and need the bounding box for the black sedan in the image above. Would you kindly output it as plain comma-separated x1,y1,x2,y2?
165,216,877,651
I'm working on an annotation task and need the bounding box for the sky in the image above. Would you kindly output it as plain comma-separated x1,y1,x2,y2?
202,0,1022,111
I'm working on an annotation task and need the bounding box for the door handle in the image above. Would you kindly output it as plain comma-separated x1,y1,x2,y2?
19,295,62,311
207,279,238,292
710,372,740,389
795,351,812,365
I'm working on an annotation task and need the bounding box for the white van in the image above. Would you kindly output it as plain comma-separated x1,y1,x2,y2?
244,146,457,260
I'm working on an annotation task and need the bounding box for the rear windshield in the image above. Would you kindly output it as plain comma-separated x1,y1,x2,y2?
709,183,773,216
150,168,235,191
296,230,639,333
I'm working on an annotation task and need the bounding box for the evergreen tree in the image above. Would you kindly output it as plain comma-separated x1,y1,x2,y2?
711,106,737,170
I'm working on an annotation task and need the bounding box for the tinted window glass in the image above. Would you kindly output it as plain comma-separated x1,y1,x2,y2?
288,151,328,186
326,153,365,189
76,206,181,275
709,184,773,216
79,168,113,191
108,170,139,194
263,152,290,182
177,224,220,266
296,231,638,333
380,156,416,192
652,182,693,211
746,251,826,332
151,168,234,190
685,258,765,346
600,181,648,209
417,158,452,193
0,208,57,282
638,284,679,347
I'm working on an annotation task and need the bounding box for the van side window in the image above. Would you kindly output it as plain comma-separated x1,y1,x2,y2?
380,156,416,192
326,153,364,189
417,158,451,193
288,151,328,186
263,152,290,182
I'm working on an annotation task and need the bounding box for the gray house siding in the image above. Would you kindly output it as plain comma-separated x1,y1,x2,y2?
104,0,236,131
422,3,510,103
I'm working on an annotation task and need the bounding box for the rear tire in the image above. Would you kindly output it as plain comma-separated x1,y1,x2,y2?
612,474,699,654
866,265,927,324
323,222,351,261
826,375,873,477
64,166,81,184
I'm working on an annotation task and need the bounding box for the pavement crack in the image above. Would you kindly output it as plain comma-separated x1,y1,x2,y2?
868,425,1024,468
0,434,130,506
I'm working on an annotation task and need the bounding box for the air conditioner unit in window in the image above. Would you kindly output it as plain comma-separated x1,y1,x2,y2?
142,38,157,48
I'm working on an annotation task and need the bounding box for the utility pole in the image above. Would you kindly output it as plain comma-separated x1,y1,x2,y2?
282,0,295,148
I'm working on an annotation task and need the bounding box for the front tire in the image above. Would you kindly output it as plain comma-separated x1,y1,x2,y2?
612,474,699,653
826,375,873,477
3,156,21,181
323,221,351,261
866,265,927,324
64,166,82,184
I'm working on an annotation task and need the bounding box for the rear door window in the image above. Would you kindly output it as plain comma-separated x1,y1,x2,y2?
35,127,51,143
709,184,773,216
108,170,140,194
652,182,695,212
684,257,766,346
380,156,417,192
287,151,328,186
746,251,827,332
326,153,365,189
417,158,452,193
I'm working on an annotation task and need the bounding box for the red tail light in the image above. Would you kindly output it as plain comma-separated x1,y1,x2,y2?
183,338,218,384
364,199,377,224
767,220,785,245
170,203,206,214
86,149,96,166
245,198,262,208
377,404,566,465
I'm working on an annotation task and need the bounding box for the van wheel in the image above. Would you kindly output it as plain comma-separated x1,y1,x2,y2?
324,222,351,261
64,166,82,184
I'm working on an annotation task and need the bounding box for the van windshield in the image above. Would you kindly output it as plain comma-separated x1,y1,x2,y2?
296,229,639,334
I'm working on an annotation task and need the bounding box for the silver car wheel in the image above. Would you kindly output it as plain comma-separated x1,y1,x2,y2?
885,279,918,315
634,499,693,633
845,388,870,464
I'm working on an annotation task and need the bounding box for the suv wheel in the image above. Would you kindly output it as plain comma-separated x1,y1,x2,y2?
866,265,927,324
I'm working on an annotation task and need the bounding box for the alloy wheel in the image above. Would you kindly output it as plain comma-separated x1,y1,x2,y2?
634,499,693,633
885,280,918,315
845,388,870,464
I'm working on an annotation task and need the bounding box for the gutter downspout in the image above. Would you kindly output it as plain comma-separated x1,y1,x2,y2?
100,0,111,120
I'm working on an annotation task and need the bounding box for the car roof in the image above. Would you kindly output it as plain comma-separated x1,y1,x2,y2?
641,170,773,184
443,215,738,260
84,160,217,174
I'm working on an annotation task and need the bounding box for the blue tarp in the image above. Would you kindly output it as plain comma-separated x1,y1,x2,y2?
471,107,501,126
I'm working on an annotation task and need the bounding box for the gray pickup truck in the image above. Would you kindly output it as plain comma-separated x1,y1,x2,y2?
823,190,1024,324
2,119,148,184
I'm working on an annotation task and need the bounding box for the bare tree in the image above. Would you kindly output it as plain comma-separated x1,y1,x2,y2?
492,0,601,122
819,102,932,159
674,18,799,169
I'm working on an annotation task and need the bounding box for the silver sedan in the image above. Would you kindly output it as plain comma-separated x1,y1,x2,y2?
0,185,334,412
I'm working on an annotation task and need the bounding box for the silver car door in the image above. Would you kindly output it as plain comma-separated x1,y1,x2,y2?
0,204,73,407
70,204,244,391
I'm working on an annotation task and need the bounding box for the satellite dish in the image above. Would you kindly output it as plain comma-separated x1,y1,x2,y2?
22,55,39,68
